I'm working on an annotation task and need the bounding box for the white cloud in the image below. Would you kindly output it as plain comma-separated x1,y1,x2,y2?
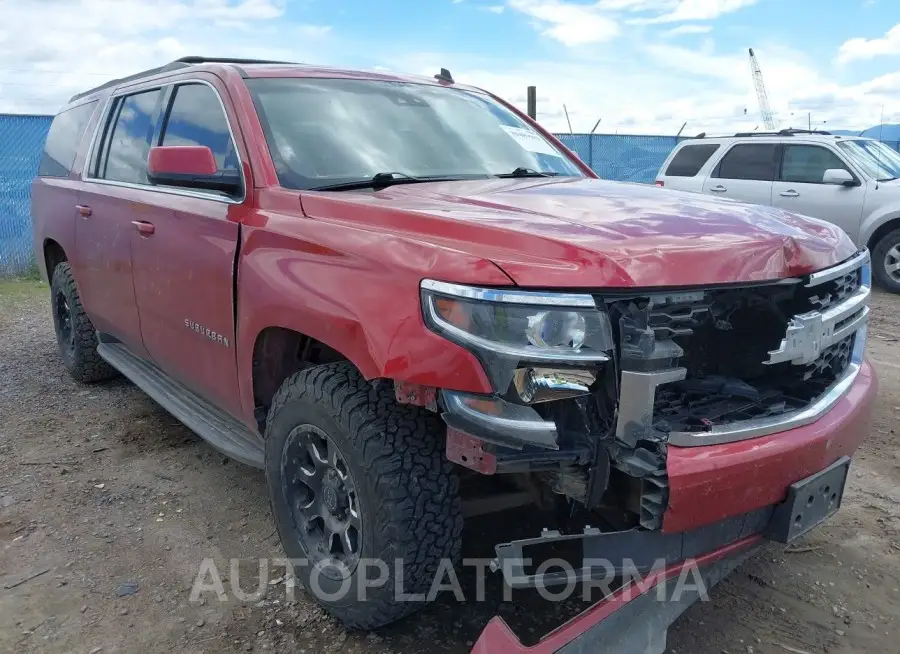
0,0,332,114
482,4,505,13
640,0,758,23
507,0,619,46
663,24,713,36
837,23,900,63
399,37,900,136
5,0,899,137
507,0,758,47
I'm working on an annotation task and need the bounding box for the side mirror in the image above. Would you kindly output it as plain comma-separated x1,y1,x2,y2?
147,146,241,196
822,168,857,187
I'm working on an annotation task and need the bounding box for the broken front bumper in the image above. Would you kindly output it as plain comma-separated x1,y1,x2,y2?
473,536,762,654
478,449,863,654
664,358,876,533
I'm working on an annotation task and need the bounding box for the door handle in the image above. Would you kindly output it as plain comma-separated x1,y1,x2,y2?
131,220,155,236
710,185,727,193
76,204,92,218
779,190,800,198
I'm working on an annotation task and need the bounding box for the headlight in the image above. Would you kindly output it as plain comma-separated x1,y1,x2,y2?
421,280,614,399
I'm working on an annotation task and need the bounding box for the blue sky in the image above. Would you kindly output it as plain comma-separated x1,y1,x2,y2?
2,0,899,133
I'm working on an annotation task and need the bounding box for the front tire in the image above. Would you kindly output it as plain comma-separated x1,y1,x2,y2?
265,362,462,629
49,262,118,383
872,228,900,293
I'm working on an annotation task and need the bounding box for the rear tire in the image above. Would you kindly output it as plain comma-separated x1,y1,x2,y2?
872,228,900,293
264,362,462,629
49,262,118,383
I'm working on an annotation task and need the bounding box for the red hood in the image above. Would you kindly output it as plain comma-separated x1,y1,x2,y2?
300,177,858,288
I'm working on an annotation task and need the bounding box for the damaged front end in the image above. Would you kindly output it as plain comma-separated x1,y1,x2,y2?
422,249,870,592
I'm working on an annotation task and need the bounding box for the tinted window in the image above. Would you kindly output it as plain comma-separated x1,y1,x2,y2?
161,84,239,173
38,102,97,177
781,145,850,184
665,144,720,177
101,89,161,184
714,144,777,181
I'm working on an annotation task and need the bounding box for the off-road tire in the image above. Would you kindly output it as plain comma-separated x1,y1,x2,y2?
265,362,463,629
50,262,118,383
872,228,900,293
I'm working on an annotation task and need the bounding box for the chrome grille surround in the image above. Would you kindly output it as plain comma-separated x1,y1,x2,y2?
614,250,871,449
666,249,870,446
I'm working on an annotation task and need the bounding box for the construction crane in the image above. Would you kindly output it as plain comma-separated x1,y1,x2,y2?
748,48,776,130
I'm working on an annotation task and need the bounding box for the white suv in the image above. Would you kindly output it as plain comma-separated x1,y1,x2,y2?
656,129,900,291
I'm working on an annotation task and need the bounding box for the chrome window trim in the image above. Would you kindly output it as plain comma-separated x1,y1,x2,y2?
80,78,246,205
421,279,596,308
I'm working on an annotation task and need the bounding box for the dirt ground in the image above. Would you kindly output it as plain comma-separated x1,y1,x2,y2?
1,278,898,654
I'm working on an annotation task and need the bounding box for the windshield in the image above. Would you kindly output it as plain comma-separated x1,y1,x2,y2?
245,77,583,190
837,140,900,181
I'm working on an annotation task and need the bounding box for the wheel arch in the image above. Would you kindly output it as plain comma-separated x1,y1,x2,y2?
42,238,68,282
866,214,900,253
248,325,367,428
860,202,900,251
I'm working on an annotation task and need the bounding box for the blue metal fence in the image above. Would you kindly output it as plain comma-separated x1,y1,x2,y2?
556,133,683,184
1,113,899,277
0,114,52,277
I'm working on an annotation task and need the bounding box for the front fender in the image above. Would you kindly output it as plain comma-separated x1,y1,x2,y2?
235,215,509,422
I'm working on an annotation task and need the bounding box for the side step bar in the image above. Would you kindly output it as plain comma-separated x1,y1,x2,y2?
97,342,265,469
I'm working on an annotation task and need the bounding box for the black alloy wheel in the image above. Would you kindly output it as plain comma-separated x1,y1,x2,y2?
282,424,361,580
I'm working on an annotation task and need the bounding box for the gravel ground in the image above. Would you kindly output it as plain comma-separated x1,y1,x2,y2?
1,278,899,654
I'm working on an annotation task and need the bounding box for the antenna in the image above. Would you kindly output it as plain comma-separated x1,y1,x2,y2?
748,48,777,131
434,68,454,83
563,104,573,134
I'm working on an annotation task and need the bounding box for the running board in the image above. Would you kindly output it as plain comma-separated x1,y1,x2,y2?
97,342,265,468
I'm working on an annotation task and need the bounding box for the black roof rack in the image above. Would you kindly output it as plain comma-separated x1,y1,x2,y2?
174,56,296,66
733,128,832,137
69,56,298,103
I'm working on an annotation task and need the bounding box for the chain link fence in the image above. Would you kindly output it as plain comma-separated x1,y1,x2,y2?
556,133,683,183
1,114,899,277
0,114,52,277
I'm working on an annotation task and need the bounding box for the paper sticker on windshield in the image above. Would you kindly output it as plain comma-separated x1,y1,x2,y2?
501,126,559,156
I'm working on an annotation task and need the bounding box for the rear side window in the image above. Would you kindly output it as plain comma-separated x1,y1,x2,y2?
714,143,778,181
664,144,720,177
160,84,239,173
100,89,162,184
38,102,97,177
780,145,850,184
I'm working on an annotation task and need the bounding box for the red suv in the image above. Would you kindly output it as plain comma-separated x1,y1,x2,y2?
32,57,877,651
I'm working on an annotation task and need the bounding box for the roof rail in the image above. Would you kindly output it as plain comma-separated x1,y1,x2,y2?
733,128,832,137
174,56,297,65
68,55,299,103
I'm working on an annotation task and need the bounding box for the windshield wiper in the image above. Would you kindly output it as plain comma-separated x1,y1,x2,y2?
494,167,561,178
310,172,464,192
878,176,899,182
